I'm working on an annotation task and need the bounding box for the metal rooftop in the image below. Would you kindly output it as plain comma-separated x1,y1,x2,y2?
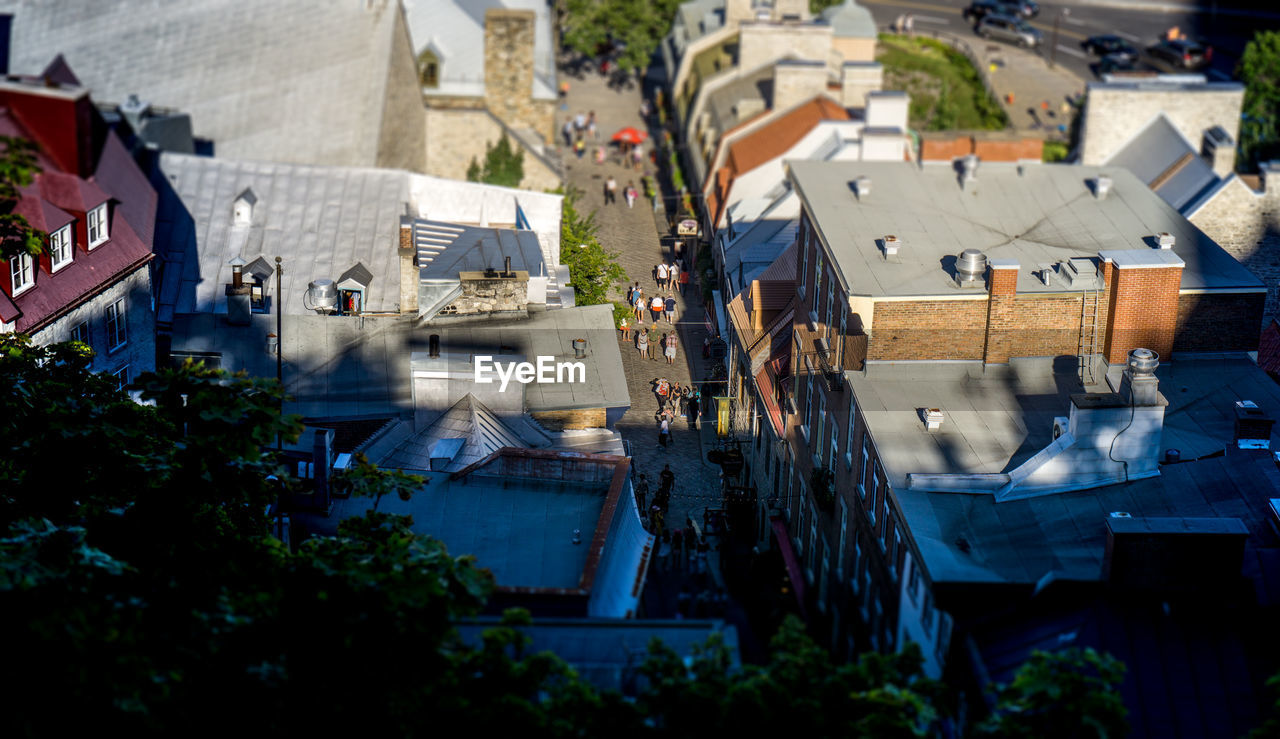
850,355,1280,584
7,0,413,168
787,160,1262,297
408,0,557,101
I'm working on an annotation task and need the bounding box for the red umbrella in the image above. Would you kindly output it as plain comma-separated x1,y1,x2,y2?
611,126,648,144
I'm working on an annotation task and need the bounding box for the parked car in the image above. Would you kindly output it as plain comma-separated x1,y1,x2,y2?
1004,0,1039,18
975,14,1042,48
1083,34,1139,63
1146,39,1212,70
1098,53,1141,76
962,0,1016,23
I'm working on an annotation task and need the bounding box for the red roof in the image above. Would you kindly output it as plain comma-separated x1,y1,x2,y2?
0,95,156,333
709,96,849,228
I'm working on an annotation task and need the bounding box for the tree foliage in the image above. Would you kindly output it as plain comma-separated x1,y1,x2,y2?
560,0,683,73
977,647,1128,739
558,184,626,306
466,133,525,188
1238,30,1280,171
0,135,46,264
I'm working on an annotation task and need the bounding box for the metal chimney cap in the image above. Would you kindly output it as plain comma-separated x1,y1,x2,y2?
956,248,988,278
1127,347,1159,374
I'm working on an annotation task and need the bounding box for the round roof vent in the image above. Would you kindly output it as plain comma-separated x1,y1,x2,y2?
956,249,987,281
1127,347,1159,375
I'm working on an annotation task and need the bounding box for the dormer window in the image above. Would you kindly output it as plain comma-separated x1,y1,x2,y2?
87,203,109,248
50,224,73,272
10,253,34,296
418,48,440,88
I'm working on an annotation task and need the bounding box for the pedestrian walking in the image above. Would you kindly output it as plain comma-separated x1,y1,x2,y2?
574,110,586,135
660,463,675,495
658,416,671,448
634,293,646,323
650,505,665,535
625,181,637,208
635,472,649,511
594,146,605,165
605,176,617,204
656,262,668,289
632,145,643,170
680,267,690,295
664,295,677,324
903,12,914,35
665,331,678,365
618,315,630,341
655,377,670,408
562,119,574,147
650,295,664,323
648,327,660,360
574,138,585,158
587,110,597,140
689,390,700,429
657,530,671,570
626,283,634,305
671,382,684,416
637,329,649,359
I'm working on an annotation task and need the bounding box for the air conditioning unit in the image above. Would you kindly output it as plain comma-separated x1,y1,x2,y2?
1052,416,1069,441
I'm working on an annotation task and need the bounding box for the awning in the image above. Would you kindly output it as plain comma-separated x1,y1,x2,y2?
770,516,807,617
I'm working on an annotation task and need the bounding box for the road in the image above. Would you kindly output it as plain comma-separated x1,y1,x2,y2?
860,0,1280,82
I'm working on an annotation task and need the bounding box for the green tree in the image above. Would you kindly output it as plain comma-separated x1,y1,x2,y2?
560,0,683,74
558,185,626,306
637,615,945,736
810,0,844,14
466,133,525,188
0,136,46,264
977,647,1128,739
1238,30,1280,171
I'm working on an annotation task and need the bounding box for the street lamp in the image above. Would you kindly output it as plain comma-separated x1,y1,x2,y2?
1050,8,1069,69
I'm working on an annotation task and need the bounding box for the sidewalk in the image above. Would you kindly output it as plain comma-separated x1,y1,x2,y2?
977,42,1088,135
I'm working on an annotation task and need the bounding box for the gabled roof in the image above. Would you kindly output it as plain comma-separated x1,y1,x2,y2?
1103,113,1219,212
379,393,531,472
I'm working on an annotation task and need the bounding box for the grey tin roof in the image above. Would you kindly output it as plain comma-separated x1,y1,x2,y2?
1103,114,1219,212
788,160,1262,297
6,0,407,167
408,0,557,101
156,153,409,318
850,356,1280,584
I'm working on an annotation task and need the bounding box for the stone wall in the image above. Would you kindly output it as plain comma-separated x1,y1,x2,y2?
1174,291,1265,352
840,61,883,109
484,9,555,144
451,271,529,315
773,60,830,112
1080,84,1244,167
738,23,834,72
34,263,155,377
531,407,608,430
833,37,876,64
376,4,427,173
1188,174,1280,320
423,107,561,191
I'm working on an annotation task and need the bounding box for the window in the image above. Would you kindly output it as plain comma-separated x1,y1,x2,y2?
50,224,73,271
829,423,838,471
802,373,813,443
10,253,34,295
70,321,89,346
111,365,129,392
799,236,808,298
418,49,440,88
838,310,846,368
815,391,825,454
908,557,921,604
105,298,127,351
837,498,848,579
87,203,109,248
859,436,869,496
796,492,806,556
824,280,834,340
845,397,857,468
922,590,935,634
813,251,823,307
806,502,818,578
888,526,900,578
869,464,879,526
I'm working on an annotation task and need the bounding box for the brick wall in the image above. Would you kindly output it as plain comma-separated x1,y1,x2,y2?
919,135,970,162
1174,292,1265,352
972,137,1042,162
989,294,1094,363
866,300,987,361
531,407,607,430
1104,265,1183,362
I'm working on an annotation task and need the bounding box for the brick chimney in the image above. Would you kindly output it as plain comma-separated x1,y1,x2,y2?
983,259,1019,364
484,9,549,141
1099,249,1184,363
399,216,418,314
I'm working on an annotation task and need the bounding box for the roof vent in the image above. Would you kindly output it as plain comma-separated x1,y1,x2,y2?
1127,347,1159,376
955,248,987,287
233,188,257,226
1109,511,1132,518
1156,232,1175,249
854,176,872,199
306,279,338,314
923,408,944,431
882,234,900,259
1094,175,1113,200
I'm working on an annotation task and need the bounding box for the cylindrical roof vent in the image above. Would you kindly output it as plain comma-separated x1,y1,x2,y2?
308,279,338,313
956,248,987,285
1127,347,1159,375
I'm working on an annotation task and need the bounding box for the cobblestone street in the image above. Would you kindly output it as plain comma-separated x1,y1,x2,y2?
557,64,750,630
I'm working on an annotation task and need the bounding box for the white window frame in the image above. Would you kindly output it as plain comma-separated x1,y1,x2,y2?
824,280,834,341
88,203,109,248
858,437,870,498
845,397,856,469
828,423,838,471
815,390,825,456
111,364,129,392
50,224,73,272
908,556,921,604
10,253,33,296
796,491,806,556
869,463,879,526
105,297,127,352
799,232,808,298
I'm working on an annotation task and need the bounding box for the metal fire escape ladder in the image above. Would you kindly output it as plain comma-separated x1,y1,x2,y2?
1078,289,1101,386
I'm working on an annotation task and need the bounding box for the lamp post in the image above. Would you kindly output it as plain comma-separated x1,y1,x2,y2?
1049,8,1069,69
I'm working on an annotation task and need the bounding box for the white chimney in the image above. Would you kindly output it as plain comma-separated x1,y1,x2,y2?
1094,175,1112,200
1156,232,1175,249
